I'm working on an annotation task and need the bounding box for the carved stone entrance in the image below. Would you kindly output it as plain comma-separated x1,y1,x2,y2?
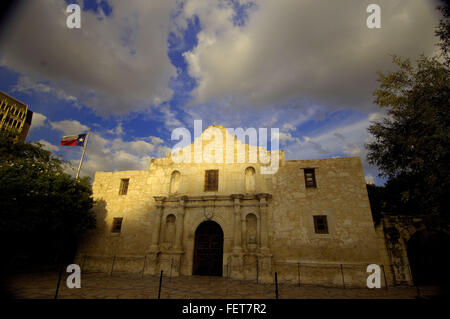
193,221,224,276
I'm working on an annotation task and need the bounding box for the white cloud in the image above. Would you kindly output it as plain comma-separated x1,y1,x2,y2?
282,123,296,132
181,0,439,111
50,120,89,135
50,119,169,178
273,131,300,146
112,138,158,155
279,112,384,182
12,76,78,103
30,112,48,131
37,139,59,152
115,123,124,136
107,123,125,136
148,136,164,145
0,0,177,115
182,98,322,135
343,143,364,157
160,105,183,130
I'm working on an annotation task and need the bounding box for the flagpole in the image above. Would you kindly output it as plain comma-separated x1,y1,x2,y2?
75,128,90,180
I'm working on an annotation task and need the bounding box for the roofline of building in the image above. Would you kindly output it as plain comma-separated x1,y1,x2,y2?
284,156,361,162
0,90,29,107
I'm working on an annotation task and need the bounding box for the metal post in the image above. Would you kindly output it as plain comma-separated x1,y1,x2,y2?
381,264,388,289
274,272,279,299
158,270,163,299
297,263,301,287
340,264,345,289
54,228,66,299
75,128,90,179
110,255,116,276
54,262,65,299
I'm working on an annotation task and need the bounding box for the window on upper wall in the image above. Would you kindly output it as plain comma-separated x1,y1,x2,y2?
313,215,328,234
112,217,123,233
304,168,317,188
204,170,219,191
119,178,129,195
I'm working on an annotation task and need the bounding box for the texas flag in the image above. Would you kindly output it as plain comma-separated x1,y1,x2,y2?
60,134,87,146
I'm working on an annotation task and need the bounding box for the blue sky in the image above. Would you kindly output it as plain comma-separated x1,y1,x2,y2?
0,0,442,183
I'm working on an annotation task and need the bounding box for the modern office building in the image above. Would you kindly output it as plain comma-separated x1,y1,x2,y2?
0,90,33,142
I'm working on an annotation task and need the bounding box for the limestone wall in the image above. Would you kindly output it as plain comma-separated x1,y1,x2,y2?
270,157,381,264
77,126,382,287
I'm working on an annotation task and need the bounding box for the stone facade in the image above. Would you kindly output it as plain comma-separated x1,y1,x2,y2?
375,215,449,286
77,125,383,286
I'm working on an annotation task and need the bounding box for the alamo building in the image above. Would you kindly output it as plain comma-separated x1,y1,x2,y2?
76,125,407,287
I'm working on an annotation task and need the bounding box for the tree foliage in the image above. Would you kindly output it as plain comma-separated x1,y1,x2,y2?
436,0,450,66
366,2,450,219
0,134,95,265
366,54,449,216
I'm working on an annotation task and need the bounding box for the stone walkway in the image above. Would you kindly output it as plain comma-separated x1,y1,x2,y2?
6,272,444,299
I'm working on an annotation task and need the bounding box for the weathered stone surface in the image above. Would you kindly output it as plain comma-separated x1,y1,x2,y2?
78,126,382,287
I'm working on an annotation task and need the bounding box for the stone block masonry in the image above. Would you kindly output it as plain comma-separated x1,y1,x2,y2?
77,126,385,287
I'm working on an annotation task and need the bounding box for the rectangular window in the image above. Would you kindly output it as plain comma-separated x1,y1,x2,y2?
112,217,123,233
304,168,317,188
313,215,329,234
204,170,219,191
119,178,129,195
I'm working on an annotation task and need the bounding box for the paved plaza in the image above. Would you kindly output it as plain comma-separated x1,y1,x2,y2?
5,271,446,299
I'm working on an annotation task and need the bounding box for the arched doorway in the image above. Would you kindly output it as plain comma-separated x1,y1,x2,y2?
193,221,224,276
407,230,450,288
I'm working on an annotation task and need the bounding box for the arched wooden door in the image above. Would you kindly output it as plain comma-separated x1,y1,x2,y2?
193,221,224,276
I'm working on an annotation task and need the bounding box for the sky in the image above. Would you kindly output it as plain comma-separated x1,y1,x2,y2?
0,0,443,183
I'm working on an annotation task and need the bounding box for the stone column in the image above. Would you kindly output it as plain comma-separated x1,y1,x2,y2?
258,193,270,252
256,214,261,248
230,194,244,279
174,196,186,251
149,196,165,252
146,196,165,275
257,193,273,283
232,194,243,251
241,212,247,250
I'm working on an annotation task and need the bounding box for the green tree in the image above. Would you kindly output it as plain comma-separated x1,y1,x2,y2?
436,1,450,66
366,54,449,217
0,134,96,267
